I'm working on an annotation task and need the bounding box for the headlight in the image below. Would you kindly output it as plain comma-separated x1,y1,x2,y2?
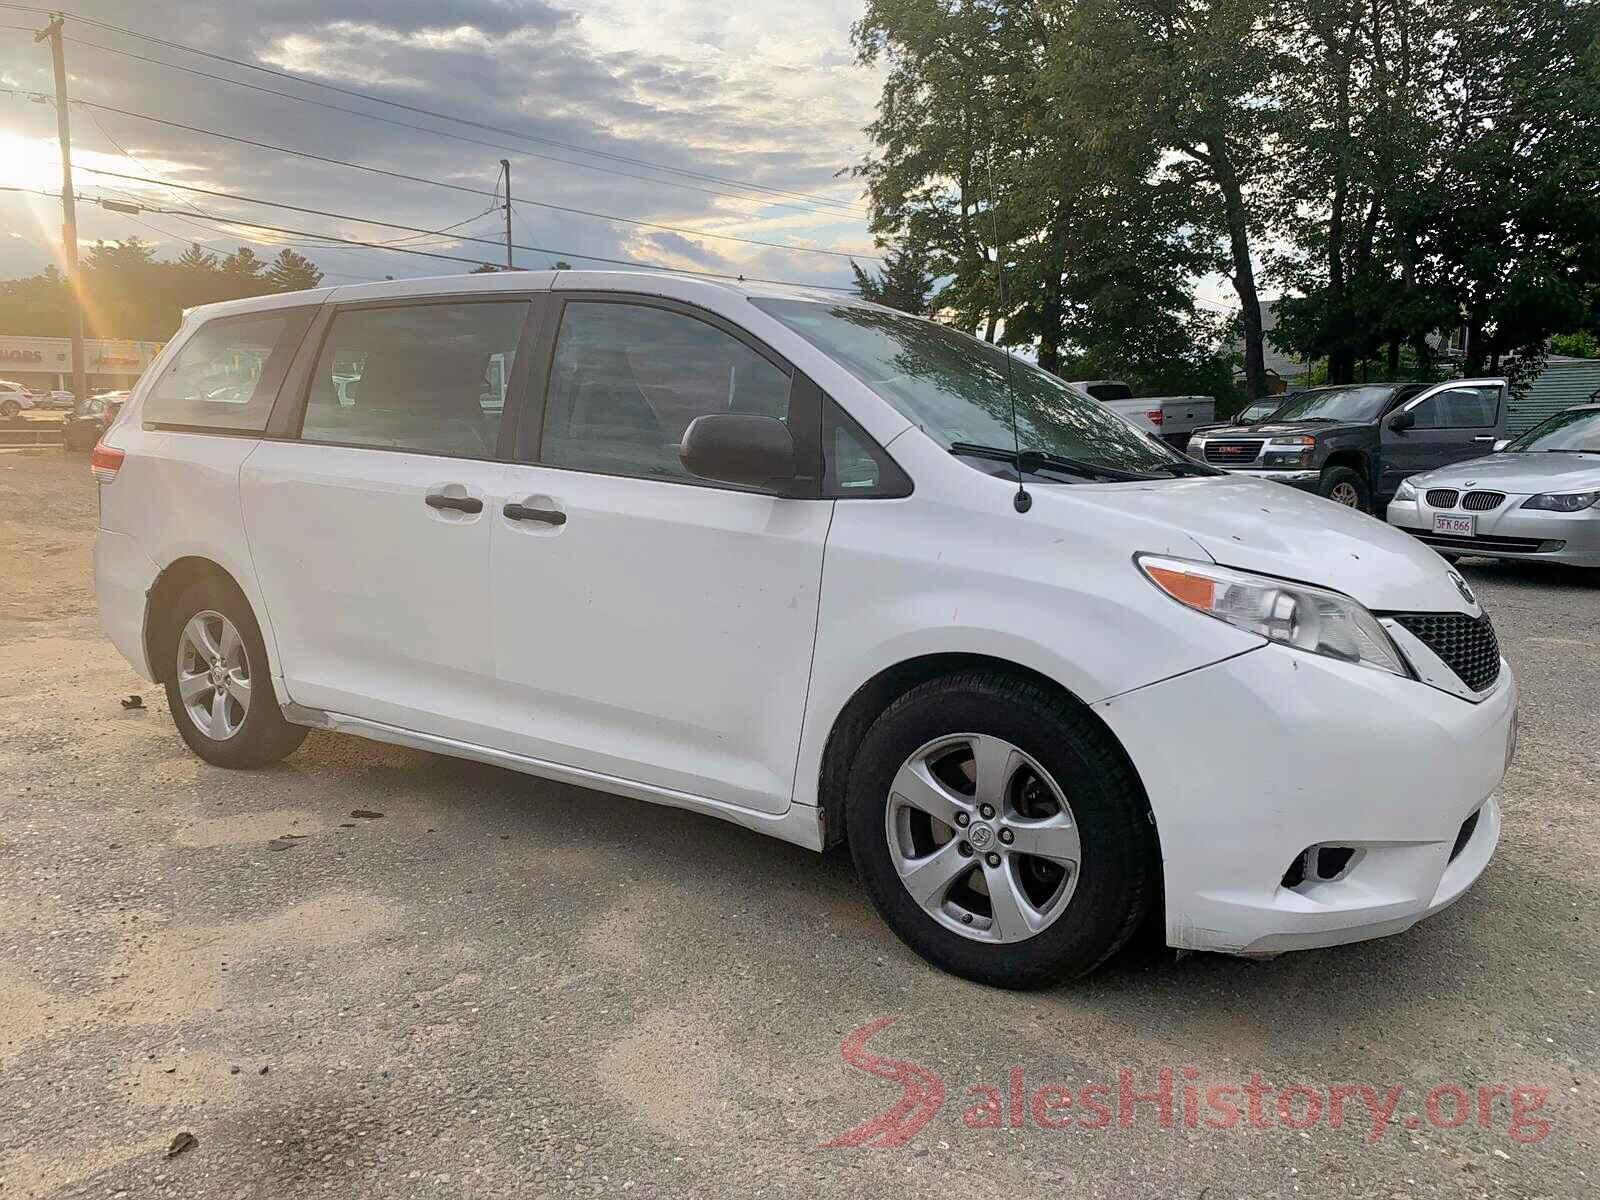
1267,435,1315,447
1394,477,1418,502
1520,491,1599,512
1137,555,1411,677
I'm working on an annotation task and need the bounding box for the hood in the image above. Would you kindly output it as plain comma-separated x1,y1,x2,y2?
1409,451,1600,494
1057,475,1472,613
1201,419,1366,439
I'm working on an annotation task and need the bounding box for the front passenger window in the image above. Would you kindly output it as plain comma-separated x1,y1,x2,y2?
1412,386,1499,430
538,301,792,482
301,301,528,457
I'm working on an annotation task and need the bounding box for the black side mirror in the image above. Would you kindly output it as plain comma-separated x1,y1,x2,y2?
680,413,799,491
1387,409,1415,433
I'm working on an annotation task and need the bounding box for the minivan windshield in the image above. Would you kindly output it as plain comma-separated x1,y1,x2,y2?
753,299,1187,477
1268,385,1398,423
1506,407,1600,453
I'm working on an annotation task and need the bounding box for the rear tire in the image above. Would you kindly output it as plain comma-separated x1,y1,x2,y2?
1319,466,1371,513
0,399,18,419
845,671,1156,989
161,575,307,768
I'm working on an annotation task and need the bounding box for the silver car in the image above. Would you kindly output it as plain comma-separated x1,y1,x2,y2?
1386,403,1600,568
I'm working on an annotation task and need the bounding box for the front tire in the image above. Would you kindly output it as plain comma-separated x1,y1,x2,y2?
161,575,307,768
845,672,1156,989
0,399,19,419
1319,465,1371,512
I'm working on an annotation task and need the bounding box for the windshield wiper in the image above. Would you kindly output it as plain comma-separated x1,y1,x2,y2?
1147,460,1223,477
948,442,1153,482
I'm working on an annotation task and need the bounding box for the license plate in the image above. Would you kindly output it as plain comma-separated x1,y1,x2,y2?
1433,513,1475,537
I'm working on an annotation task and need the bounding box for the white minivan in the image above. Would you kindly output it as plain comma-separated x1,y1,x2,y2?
92,270,1516,987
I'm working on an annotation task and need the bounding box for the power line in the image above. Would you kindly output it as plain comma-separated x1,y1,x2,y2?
0,3,867,215
38,32,860,223
0,87,880,263
61,186,856,289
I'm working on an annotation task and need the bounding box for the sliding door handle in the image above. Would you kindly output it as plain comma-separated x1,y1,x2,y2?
425,492,483,514
504,503,567,526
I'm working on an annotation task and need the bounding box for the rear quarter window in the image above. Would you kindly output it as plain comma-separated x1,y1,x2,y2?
143,308,313,432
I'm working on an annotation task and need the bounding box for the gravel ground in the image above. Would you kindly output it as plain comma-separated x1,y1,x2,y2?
1,447,1596,1199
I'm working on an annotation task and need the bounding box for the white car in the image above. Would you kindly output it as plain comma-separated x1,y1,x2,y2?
91,271,1516,987
0,379,37,418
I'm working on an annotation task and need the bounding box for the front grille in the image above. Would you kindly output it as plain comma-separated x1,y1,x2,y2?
1391,611,1501,692
1395,527,1554,553
1462,491,1506,511
1425,488,1460,508
1203,439,1263,465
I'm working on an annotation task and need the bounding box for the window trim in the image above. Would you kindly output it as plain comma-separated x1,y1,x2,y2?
517,291,823,499
277,293,544,463
142,306,317,436
822,394,913,499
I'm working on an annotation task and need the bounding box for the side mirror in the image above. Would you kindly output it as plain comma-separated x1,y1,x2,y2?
1387,409,1415,433
680,413,799,491
1492,438,1510,452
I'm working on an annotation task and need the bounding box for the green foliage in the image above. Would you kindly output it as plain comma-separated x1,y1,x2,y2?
0,240,331,340
851,234,937,314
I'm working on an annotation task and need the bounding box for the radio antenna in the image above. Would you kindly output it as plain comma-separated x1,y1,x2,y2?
983,135,1031,514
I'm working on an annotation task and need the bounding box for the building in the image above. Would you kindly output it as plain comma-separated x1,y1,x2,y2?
1512,357,1600,435
0,334,164,394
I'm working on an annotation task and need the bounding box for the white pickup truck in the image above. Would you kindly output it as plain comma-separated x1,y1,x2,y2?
1069,380,1215,451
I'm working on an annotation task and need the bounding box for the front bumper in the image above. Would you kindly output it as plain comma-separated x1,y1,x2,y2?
1225,467,1320,488
1386,496,1600,567
1094,643,1514,955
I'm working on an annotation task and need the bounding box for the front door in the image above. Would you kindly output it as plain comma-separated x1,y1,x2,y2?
242,297,533,744
1380,382,1504,498
488,295,831,814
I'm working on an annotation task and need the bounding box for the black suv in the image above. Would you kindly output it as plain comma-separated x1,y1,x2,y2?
1187,378,1511,512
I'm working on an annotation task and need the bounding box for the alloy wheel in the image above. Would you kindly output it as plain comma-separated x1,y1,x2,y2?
1330,482,1360,507
884,733,1081,944
176,610,251,740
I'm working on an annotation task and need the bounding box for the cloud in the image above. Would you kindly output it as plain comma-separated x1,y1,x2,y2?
0,0,878,289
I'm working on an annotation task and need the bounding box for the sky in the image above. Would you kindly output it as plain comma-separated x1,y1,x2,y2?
0,0,884,292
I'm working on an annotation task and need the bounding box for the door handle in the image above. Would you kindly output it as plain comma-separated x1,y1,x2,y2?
1472,435,1496,442
504,502,567,526
425,492,483,514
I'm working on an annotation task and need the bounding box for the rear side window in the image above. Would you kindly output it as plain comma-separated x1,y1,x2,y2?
300,301,529,458
145,310,308,432
538,301,792,482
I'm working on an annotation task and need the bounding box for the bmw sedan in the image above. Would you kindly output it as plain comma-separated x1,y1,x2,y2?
1387,403,1600,568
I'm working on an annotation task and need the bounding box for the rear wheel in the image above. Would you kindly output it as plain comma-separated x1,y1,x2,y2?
1319,466,1371,513
845,672,1156,989
162,575,307,768
0,399,19,419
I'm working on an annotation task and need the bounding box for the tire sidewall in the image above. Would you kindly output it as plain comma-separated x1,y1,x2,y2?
1319,465,1371,513
162,575,301,768
846,679,1151,988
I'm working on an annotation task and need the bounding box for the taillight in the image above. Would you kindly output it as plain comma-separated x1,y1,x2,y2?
90,442,124,483
1146,409,1164,426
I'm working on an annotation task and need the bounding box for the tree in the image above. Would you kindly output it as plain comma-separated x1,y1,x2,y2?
850,235,937,314
220,247,265,277
265,248,324,292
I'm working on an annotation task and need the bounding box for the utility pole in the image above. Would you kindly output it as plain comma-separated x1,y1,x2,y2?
35,13,88,407
500,158,513,270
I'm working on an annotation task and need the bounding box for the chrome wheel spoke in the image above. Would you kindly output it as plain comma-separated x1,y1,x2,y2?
184,615,222,663
210,687,230,736
224,671,251,709
898,840,972,908
1006,813,1081,868
177,670,211,704
889,758,968,829
984,860,1043,941
219,620,243,666
971,735,1020,807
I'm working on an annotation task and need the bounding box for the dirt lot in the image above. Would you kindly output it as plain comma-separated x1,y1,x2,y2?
1,448,1596,1198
